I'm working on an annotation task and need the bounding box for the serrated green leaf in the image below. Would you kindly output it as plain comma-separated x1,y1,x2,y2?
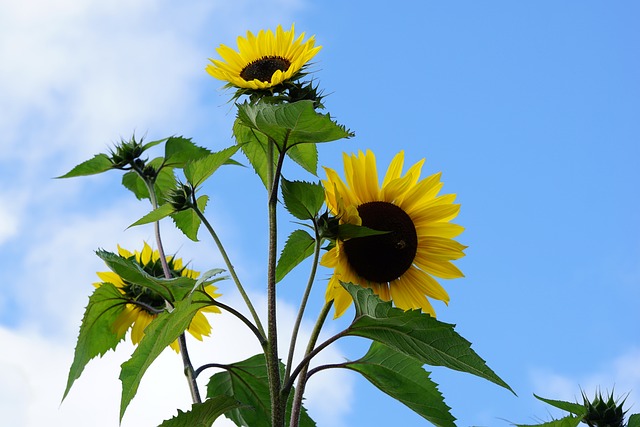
236,100,353,151
184,145,241,188
119,291,215,420
342,283,513,393
233,119,273,189
276,230,315,283
206,354,315,427
515,415,582,427
96,249,194,303
128,203,176,228
164,136,211,168
628,414,640,427
171,195,208,241
63,283,127,401
57,154,113,178
158,396,243,427
533,394,586,416
347,341,456,427
286,142,318,175
281,178,325,220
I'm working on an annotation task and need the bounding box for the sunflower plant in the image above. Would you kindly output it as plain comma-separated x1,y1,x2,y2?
59,24,517,427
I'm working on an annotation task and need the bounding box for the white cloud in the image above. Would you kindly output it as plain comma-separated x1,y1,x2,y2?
529,348,640,417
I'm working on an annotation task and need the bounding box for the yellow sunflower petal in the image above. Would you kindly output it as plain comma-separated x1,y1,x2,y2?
95,271,126,288
130,310,154,345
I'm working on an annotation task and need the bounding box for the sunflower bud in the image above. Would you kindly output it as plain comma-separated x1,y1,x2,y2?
317,210,340,240
167,184,194,211
582,390,627,427
109,136,145,169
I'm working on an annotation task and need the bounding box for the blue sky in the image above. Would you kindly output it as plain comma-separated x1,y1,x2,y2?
1,1,639,426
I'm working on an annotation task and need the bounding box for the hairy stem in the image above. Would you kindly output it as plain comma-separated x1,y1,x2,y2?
139,170,201,403
288,301,334,427
194,205,266,340
284,228,322,381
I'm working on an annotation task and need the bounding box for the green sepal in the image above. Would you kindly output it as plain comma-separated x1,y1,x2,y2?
170,194,208,241
158,396,244,427
164,136,211,168
280,178,325,220
342,283,513,393
141,137,168,151
184,145,241,188
128,203,176,228
56,153,113,178
338,223,391,239
62,283,127,401
233,119,273,189
236,100,353,151
119,289,216,421
276,229,315,283
347,341,456,427
533,394,586,416
206,354,316,427
514,416,582,427
96,249,194,303
628,414,640,427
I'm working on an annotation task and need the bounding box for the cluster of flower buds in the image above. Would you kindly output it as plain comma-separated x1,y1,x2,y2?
582,390,627,427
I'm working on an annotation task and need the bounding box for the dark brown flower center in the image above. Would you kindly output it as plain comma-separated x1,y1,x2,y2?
343,201,418,283
240,56,291,82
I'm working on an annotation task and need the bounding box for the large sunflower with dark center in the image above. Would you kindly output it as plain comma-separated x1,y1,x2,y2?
206,24,321,90
94,242,221,352
321,150,466,318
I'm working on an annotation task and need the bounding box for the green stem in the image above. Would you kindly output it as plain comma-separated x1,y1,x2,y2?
284,228,322,381
266,139,287,427
288,301,334,427
193,205,266,340
138,170,201,404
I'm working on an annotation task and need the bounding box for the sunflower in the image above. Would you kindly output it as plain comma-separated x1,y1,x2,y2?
205,24,321,90
94,242,221,352
321,150,466,318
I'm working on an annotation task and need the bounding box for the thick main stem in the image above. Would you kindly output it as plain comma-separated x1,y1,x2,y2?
266,140,286,427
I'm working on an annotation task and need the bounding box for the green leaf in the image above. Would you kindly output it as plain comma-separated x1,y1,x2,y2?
276,230,315,283
128,203,176,228
233,119,273,189
63,283,127,401
281,178,325,220
342,283,513,393
121,158,177,202
628,414,640,427
119,291,215,420
96,249,194,303
164,136,212,168
171,195,208,241
514,415,582,427
533,394,586,416
56,154,113,178
206,354,315,427
286,142,318,176
236,100,353,150
347,341,456,427
193,268,227,290
184,145,241,188
158,396,244,427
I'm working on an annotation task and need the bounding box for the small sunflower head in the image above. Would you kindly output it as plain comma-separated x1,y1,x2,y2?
95,243,219,352
582,390,627,427
206,24,322,100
